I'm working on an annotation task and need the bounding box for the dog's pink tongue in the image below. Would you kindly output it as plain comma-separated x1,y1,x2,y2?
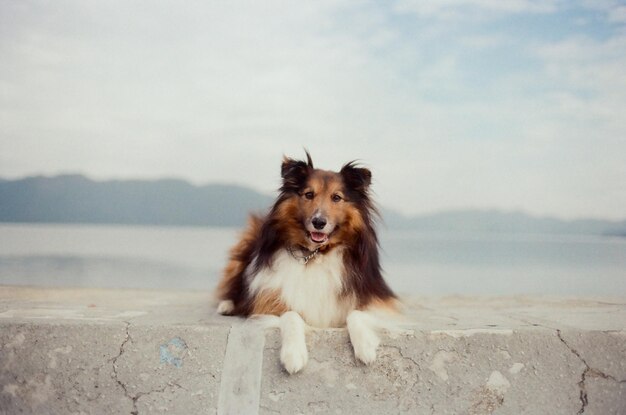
310,232,327,243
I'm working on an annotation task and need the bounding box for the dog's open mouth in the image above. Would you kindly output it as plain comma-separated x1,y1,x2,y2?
308,231,329,244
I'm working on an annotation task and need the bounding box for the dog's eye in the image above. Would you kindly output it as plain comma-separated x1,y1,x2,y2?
304,192,314,200
331,194,342,203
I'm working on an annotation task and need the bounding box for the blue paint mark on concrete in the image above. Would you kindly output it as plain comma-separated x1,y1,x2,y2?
159,337,188,368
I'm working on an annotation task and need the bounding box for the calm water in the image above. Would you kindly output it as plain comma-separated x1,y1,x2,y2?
0,224,625,296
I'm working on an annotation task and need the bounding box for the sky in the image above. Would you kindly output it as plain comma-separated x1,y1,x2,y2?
1,0,625,220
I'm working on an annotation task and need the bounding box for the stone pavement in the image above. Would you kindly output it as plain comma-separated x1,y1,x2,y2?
0,286,624,414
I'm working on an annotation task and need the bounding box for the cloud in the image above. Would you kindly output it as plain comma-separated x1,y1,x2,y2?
393,0,559,20
459,34,509,49
532,33,626,120
0,1,625,219
608,5,626,23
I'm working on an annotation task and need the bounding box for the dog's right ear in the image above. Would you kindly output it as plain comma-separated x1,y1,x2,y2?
281,154,312,193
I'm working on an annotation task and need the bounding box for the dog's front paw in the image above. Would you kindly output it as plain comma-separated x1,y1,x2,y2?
347,310,381,365
280,340,308,374
216,300,234,315
352,329,380,365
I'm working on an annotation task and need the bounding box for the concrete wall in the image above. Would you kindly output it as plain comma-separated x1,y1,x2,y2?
1,287,624,414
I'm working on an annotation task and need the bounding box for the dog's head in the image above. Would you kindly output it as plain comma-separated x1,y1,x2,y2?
276,152,374,251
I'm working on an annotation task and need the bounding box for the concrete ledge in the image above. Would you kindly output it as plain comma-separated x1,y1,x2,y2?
1,286,624,414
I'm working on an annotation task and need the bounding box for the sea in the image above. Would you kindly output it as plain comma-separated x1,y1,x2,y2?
1,223,625,296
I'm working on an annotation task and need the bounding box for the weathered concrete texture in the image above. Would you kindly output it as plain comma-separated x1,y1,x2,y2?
114,325,227,415
261,329,589,414
1,286,625,415
1,323,131,414
0,322,228,415
557,330,626,415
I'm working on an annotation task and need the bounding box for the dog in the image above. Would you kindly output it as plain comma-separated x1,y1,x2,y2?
216,152,399,374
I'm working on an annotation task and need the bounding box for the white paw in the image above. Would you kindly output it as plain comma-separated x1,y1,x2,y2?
280,341,308,374
217,300,234,315
347,310,381,365
354,333,379,365
352,328,380,365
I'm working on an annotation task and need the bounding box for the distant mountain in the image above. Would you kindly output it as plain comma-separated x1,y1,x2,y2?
0,174,272,227
1,175,625,235
383,209,626,236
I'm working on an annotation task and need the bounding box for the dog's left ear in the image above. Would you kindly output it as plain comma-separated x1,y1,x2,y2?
340,162,371,192
281,153,313,192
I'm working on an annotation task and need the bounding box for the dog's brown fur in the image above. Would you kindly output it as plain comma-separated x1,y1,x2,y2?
216,152,397,321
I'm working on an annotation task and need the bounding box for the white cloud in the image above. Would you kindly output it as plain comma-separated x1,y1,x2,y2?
393,0,559,19
608,5,626,23
0,1,625,219
532,34,626,125
459,34,509,49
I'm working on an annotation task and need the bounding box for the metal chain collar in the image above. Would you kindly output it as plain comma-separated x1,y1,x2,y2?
287,246,320,265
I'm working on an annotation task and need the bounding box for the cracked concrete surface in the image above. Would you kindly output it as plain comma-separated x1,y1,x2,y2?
109,321,170,414
1,323,134,414
557,329,626,414
0,286,230,415
109,322,188,415
111,321,134,413
259,328,590,414
1,286,625,414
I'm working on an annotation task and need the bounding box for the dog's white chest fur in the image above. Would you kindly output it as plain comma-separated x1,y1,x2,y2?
249,249,352,328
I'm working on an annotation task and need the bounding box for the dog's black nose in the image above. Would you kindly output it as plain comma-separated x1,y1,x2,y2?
312,217,327,230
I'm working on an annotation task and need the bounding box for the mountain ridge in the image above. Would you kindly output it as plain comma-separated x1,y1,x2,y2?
1,174,624,235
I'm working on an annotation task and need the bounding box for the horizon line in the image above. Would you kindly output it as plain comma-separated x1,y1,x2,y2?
1,172,624,223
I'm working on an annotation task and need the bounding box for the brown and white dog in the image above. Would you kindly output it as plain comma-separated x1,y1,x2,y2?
216,152,399,374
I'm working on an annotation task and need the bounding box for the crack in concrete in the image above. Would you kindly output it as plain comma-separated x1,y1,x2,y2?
379,344,420,409
133,382,183,406
506,314,559,330
111,322,136,414
593,301,626,306
556,329,625,414
384,344,421,368
556,329,589,414
586,368,626,383
110,322,183,414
